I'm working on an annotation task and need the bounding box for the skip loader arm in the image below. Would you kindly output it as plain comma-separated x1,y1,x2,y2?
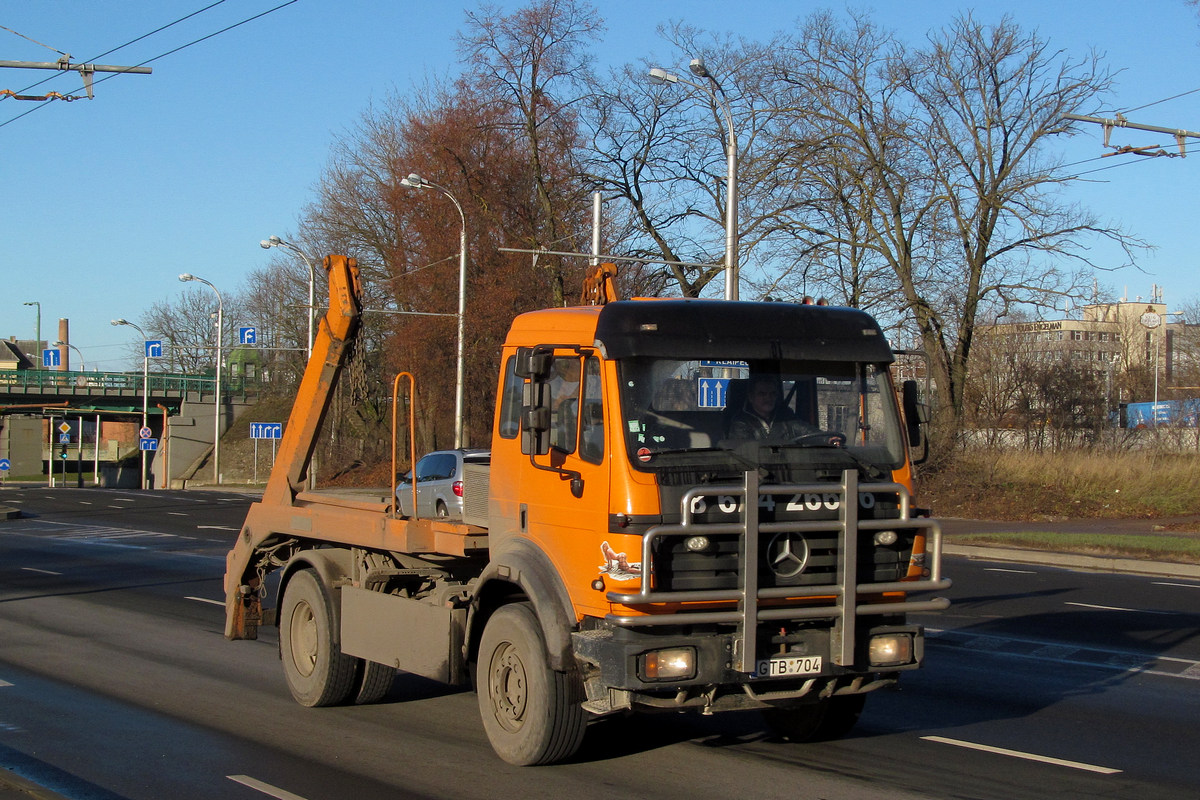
224,254,362,639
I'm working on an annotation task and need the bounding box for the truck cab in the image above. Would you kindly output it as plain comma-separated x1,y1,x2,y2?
481,298,946,739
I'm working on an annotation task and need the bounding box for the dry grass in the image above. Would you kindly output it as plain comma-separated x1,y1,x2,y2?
919,449,1200,521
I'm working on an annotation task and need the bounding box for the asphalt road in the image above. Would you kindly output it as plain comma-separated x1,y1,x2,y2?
1,487,1198,799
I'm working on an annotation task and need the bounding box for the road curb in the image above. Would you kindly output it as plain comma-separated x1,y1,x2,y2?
0,769,72,800
944,543,1200,579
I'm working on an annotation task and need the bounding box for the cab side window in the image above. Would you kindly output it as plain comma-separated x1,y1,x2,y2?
498,356,521,439
548,356,581,454
580,356,604,464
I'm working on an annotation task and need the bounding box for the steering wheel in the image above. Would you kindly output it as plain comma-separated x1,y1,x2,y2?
791,431,846,447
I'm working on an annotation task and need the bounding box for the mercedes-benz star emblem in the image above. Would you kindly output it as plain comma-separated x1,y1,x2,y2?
767,532,809,579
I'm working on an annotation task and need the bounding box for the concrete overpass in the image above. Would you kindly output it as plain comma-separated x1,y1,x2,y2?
0,368,255,487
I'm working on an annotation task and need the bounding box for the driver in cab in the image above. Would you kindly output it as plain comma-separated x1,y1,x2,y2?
727,374,819,441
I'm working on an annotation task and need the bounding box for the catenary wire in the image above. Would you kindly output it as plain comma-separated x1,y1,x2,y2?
0,0,296,130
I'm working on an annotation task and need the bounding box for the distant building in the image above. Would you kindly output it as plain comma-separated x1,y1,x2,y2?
978,294,1189,386
0,337,36,371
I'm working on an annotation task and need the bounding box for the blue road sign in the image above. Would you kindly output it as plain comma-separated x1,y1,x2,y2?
240,327,257,345
250,422,283,440
139,439,158,451
42,349,60,368
145,340,163,358
58,433,71,444
697,377,731,409
0,458,11,471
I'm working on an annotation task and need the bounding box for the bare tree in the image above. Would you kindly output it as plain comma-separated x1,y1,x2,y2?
458,0,603,306
766,11,1140,445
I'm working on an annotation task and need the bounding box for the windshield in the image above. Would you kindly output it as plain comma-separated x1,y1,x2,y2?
618,357,905,475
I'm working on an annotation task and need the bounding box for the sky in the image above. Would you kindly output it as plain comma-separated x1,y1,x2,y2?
3,0,1200,371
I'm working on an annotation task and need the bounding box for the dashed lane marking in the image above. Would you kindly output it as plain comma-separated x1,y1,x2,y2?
227,775,311,800
922,736,1122,774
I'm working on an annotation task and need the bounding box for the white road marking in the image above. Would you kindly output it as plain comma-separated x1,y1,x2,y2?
21,567,61,575
227,775,310,800
197,525,238,531
984,567,1037,574
1066,601,1177,616
921,736,1122,774
1153,581,1200,589
168,512,188,516
0,679,12,688
186,596,224,607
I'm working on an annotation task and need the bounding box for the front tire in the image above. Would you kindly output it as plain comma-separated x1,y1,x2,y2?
476,603,587,765
279,569,357,707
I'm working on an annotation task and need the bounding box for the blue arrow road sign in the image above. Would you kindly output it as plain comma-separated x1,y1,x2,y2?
240,327,257,345
250,422,283,440
0,458,11,471
697,377,730,409
145,340,163,358
139,439,158,451
42,349,60,368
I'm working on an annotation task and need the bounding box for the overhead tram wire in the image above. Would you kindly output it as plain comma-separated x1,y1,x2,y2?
0,0,298,130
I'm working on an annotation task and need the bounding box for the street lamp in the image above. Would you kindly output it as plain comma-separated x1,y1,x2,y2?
649,56,739,301
260,235,317,359
1139,308,1185,427
179,273,224,484
23,301,41,365
111,319,150,489
401,172,469,448
53,340,85,372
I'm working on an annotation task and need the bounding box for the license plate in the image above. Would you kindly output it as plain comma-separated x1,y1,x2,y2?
755,655,823,677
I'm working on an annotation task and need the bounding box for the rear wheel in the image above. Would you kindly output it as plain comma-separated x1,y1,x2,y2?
762,694,866,742
279,569,357,707
476,603,587,765
353,660,395,705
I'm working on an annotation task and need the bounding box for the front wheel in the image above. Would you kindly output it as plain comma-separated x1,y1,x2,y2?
279,569,357,707
476,603,587,765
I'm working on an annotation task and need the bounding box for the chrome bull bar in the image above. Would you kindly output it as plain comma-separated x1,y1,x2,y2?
605,469,952,672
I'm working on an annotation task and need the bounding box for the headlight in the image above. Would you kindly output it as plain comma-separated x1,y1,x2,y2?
874,530,898,546
685,535,711,552
868,633,914,667
641,647,697,681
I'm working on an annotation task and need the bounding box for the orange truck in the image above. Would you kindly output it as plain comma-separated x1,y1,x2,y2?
224,255,950,765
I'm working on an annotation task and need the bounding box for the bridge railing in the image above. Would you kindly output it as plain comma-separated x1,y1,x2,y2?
0,369,250,396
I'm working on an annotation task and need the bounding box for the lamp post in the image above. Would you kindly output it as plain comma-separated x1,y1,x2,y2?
260,235,317,359
111,319,150,489
401,172,469,448
23,301,41,364
179,273,224,484
53,340,85,372
649,56,739,301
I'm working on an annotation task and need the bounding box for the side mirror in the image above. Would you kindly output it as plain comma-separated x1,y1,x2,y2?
515,347,552,379
521,380,550,456
901,379,929,462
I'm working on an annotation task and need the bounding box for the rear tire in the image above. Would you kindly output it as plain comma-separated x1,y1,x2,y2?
353,660,395,705
279,569,357,707
763,694,866,742
476,603,587,765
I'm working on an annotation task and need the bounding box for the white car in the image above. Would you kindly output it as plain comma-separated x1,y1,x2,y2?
396,449,490,518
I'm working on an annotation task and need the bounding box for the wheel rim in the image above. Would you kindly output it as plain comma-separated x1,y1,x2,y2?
487,641,528,733
289,600,319,677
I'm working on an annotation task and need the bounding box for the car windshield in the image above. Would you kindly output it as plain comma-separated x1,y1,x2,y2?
617,357,905,476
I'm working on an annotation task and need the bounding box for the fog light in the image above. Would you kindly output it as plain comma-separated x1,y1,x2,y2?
685,535,711,552
874,530,898,546
869,633,913,667
641,647,696,681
